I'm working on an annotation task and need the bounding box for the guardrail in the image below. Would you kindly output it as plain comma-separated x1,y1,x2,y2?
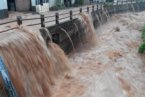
0,0,144,33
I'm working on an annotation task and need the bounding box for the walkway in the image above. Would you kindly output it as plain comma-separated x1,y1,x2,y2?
0,4,96,32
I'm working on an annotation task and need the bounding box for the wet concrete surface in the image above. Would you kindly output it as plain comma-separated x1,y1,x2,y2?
0,5,96,33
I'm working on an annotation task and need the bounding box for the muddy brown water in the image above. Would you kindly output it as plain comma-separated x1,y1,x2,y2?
0,11,145,97
52,12,145,97
0,27,69,97
0,13,95,97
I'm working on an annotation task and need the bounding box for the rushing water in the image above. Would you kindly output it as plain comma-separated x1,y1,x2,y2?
0,12,96,97
0,27,69,97
0,5,145,97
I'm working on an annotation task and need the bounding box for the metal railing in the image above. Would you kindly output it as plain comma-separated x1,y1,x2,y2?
0,0,144,33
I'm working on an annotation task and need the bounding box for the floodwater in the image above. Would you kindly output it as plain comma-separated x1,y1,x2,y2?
0,27,69,97
52,12,145,97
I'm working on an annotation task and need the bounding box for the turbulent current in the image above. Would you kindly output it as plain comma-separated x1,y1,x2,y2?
0,10,145,97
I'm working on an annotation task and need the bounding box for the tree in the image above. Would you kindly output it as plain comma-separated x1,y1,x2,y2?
54,0,65,10
106,0,114,2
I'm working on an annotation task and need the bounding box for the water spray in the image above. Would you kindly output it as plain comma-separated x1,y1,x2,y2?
59,27,75,53
73,22,84,47
40,27,52,44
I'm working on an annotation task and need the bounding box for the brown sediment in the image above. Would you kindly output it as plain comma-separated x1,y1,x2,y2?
115,67,124,72
52,78,86,97
126,41,140,48
78,61,107,75
105,50,124,61
118,76,134,97
0,27,69,97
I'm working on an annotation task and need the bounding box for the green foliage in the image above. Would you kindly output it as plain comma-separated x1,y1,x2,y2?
104,2,113,7
53,0,65,10
106,0,114,2
55,0,61,7
141,26,145,41
138,26,145,54
136,0,144,2
138,43,145,53
75,0,84,6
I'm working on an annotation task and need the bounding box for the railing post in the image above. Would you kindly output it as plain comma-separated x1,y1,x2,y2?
40,14,45,27
17,16,22,26
92,5,94,12
87,7,89,13
80,8,82,13
70,10,73,20
55,13,59,24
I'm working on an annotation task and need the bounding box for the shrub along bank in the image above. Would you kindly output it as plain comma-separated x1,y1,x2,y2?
138,26,145,53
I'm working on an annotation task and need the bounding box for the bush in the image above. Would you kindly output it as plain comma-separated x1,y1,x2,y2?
75,0,84,6
104,2,113,7
51,0,66,10
138,26,145,54
141,26,145,41
106,0,114,2
138,43,145,53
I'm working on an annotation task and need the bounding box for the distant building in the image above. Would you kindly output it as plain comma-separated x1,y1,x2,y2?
0,0,52,19
0,0,106,19
49,0,75,7
0,0,77,19
0,0,48,19
0,0,8,19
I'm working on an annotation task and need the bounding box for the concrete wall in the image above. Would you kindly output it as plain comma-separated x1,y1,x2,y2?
0,0,8,19
15,0,31,11
31,0,36,6
49,0,75,7
31,0,50,12
49,0,56,7
72,0,75,4
0,0,8,9
31,0,75,10
46,19,81,53
31,0,36,11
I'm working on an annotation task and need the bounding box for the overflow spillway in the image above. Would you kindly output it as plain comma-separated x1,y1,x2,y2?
0,12,96,97
0,27,69,97
1,1,145,97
